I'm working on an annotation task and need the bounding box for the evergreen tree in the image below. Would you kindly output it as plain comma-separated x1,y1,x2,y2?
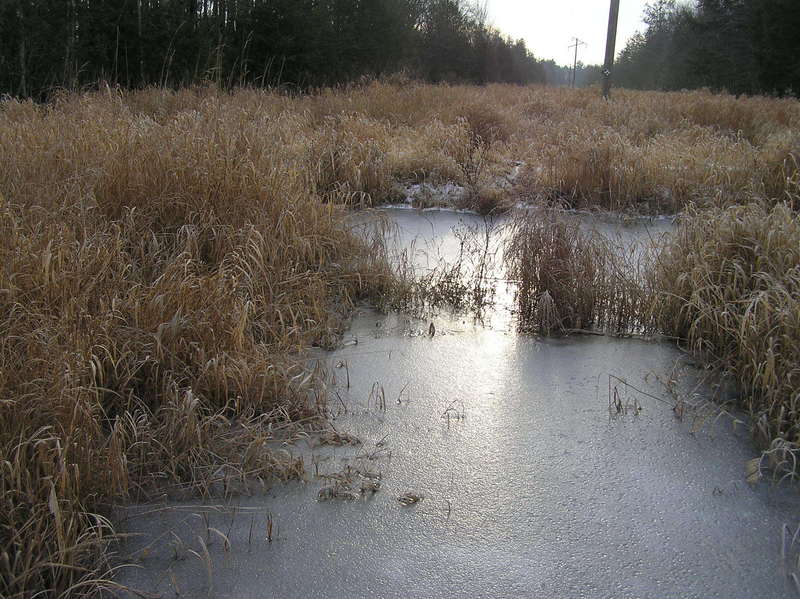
0,0,546,98
614,0,800,96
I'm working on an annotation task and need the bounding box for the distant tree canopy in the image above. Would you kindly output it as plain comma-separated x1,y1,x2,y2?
0,0,550,98
6,1,793,99
615,0,800,96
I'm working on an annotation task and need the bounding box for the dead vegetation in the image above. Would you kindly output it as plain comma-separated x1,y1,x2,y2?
316,463,383,501
7,81,788,217
513,87,800,213
507,199,800,482
370,216,503,318
397,491,424,506
313,430,362,448
299,82,800,214
1,81,798,597
505,208,655,336
0,87,388,599
652,200,800,481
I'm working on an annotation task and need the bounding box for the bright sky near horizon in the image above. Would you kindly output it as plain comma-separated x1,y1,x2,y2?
486,0,652,66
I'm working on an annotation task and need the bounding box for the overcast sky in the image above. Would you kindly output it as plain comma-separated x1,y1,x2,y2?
486,0,652,66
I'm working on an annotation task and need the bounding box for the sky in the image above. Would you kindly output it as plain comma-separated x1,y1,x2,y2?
485,0,652,66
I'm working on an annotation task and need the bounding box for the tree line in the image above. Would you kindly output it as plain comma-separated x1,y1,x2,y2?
614,0,800,96
0,0,550,99
4,1,796,100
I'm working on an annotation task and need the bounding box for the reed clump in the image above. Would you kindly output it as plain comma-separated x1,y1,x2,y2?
505,208,654,336
652,200,800,477
308,115,394,205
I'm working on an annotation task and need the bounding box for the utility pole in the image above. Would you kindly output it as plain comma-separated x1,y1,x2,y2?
602,0,621,99
568,38,586,88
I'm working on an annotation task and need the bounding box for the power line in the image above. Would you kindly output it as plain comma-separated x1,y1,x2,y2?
568,37,586,88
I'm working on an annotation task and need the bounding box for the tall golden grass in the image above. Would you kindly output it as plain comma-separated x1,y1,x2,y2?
511,87,800,211
505,208,654,336
1,81,798,597
14,81,787,215
652,200,800,479
0,86,388,598
508,200,799,477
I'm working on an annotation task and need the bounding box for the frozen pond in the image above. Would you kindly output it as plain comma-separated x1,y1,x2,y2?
115,210,799,599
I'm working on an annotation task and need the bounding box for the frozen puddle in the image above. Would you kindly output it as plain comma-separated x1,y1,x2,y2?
115,211,799,599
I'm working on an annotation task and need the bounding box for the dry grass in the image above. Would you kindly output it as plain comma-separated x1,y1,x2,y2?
62,81,796,215
505,208,655,336
370,216,502,317
506,199,799,480
264,83,798,213
652,200,800,479
511,87,800,213
0,87,388,598
1,81,798,597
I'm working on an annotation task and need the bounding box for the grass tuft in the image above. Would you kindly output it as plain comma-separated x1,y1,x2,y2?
505,208,654,336
652,200,800,476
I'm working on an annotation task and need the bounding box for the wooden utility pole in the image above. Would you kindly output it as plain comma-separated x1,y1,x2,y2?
568,38,586,88
602,0,621,99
